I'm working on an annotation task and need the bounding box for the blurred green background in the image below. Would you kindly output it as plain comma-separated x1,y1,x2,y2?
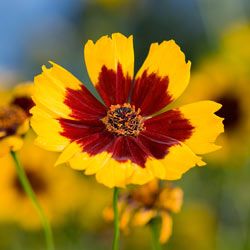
0,0,250,249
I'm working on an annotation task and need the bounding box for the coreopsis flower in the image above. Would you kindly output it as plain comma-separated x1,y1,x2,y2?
104,180,183,244
10,82,35,117
180,57,250,165
31,33,224,188
0,106,29,157
0,83,34,157
0,133,87,229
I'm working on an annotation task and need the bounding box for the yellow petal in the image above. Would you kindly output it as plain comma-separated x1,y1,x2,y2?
120,207,133,230
179,101,224,154
31,106,69,152
132,209,156,226
146,143,205,181
84,33,134,85
69,152,137,188
55,142,82,166
136,40,191,104
32,61,83,120
129,164,154,185
95,159,135,188
159,212,173,244
16,119,30,135
68,152,93,170
69,152,112,172
146,158,167,179
159,187,183,213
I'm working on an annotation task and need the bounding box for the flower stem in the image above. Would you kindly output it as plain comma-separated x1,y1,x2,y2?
112,187,120,250
10,151,55,250
150,218,162,250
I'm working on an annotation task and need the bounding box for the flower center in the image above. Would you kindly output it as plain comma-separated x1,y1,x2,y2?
215,95,242,131
11,96,34,117
0,105,27,138
129,189,158,208
102,103,145,136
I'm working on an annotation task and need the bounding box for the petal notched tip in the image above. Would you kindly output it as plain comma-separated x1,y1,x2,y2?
157,39,191,64
84,33,133,48
111,32,133,40
41,61,55,72
84,39,95,48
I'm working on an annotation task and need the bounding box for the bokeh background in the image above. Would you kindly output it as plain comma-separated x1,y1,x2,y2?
0,0,250,249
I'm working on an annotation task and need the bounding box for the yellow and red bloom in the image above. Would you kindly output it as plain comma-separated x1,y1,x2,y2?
10,82,34,117
0,105,28,156
0,83,34,157
31,33,224,188
104,180,183,244
180,58,250,165
179,24,250,166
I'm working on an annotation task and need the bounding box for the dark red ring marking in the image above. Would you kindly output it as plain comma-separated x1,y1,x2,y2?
59,65,194,168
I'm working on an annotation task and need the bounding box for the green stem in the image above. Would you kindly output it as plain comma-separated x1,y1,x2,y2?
150,218,162,250
10,151,55,250
112,187,120,250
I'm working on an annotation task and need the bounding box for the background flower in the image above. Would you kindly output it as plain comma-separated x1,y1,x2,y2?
104,180,183,244
10,82,34,117
0,82,34,157
179,25,250,166
0,132,88,229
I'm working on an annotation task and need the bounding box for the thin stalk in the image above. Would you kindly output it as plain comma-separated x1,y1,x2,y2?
10,151,55,250
112,187,120,250
150,218,162,250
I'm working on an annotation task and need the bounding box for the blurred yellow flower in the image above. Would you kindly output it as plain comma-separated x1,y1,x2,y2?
103,180,183,244
10,82,34,117
0,82,34,157
0,132,87,229
180,52,250,166
0,105,29,156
